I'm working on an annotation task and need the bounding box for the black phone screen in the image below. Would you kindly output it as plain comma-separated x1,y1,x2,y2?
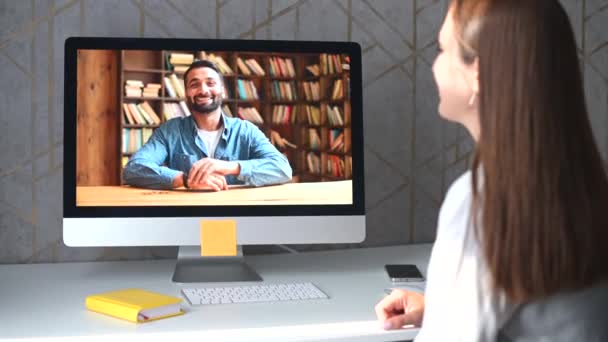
385,264,424,279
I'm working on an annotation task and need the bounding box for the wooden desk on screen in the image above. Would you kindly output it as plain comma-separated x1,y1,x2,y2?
76,180,353,206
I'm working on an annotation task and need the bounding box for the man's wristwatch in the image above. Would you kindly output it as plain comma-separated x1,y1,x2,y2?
182,173,189,188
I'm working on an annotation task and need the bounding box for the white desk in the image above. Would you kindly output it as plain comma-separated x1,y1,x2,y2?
0,244,432,341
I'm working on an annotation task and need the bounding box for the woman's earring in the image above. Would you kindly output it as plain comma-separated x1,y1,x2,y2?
468,92,477,106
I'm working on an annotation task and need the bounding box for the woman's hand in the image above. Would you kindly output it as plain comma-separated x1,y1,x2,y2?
375,289,425,330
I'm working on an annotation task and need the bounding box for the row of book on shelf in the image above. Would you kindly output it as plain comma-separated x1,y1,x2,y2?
320,53,350,75
125,75,345,104
156,78,339,102
216,55,308,78
166,52,194,74
307,129,346,152
302,79,347,101
124,80,161,98
163,51,349,77
164,51,234,74
167,52,276,77
205,53,233,74
236,57,265,76
329,129,345,152
304,105,344,126
269,57,296,77
223,104,342,127
122,127,153,154
272,81,297,101
163,102,191,119
305,153,351,177
123,101,190,125
272,105,297,125
331,79,347,100
163,74,185,98
124,101,344,129
237,79,259,99
236,107,264,125
235,78,346,101
326,105,344,126
232,79,341,102
307,129,321,150
223,103,344,127
304,105,321,125
124,74,185,99
302,81,320,101
122,102,161,125
327,155,347,178
167,52,291,78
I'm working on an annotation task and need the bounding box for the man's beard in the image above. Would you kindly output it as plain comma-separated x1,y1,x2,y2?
187,94,221,114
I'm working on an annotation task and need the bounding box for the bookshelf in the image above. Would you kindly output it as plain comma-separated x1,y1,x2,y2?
118,50,352,183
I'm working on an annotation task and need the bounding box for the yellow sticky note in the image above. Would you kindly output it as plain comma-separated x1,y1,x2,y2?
200,220,237,256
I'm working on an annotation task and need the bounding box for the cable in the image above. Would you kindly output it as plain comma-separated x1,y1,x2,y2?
276,244,299,254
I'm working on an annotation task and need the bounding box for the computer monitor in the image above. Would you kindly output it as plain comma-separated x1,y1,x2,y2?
63,37,365,283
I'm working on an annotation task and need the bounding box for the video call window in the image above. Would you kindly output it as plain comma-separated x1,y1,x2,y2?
76,49,353,207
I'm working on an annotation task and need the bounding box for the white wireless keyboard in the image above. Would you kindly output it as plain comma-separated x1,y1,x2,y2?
182,282,329,306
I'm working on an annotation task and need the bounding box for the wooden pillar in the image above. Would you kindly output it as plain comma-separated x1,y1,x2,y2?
76,50,120,186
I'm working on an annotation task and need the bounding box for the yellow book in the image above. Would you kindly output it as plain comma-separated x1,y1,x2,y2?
85,288,183,323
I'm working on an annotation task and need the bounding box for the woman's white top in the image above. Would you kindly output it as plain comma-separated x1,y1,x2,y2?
415,170,515,342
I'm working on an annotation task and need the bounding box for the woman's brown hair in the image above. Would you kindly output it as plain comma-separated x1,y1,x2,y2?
451,0,608,302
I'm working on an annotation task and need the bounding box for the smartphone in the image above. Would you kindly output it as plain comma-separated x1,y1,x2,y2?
385,264,425,282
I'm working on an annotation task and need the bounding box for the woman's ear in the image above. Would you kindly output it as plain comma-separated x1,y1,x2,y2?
470,57,479,94
465,58,479,107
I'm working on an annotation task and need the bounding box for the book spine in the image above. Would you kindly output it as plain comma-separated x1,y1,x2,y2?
237,79,247,99
169,74,184,98
178,101,192,117
163,77,176,98
85,297,140,323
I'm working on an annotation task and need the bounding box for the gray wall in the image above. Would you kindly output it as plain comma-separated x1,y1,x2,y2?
1,0,607,263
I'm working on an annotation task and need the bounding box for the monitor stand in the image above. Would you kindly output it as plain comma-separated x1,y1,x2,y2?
172,246,263,283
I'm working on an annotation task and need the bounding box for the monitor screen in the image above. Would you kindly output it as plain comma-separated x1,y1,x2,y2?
63,39,365,278
63,38,364,219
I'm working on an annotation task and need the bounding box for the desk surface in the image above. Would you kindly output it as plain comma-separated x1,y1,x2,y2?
76,180,353,206
0,244,432,342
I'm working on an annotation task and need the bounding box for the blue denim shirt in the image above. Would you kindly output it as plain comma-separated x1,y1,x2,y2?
123,113,292,189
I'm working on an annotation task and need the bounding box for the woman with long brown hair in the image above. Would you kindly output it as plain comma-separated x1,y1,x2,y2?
375,0,608,340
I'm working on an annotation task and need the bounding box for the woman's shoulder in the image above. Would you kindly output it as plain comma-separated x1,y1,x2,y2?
436,170,474,239
445,170,473,204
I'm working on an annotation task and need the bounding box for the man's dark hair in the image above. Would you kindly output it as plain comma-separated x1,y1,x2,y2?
182,59,224,90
